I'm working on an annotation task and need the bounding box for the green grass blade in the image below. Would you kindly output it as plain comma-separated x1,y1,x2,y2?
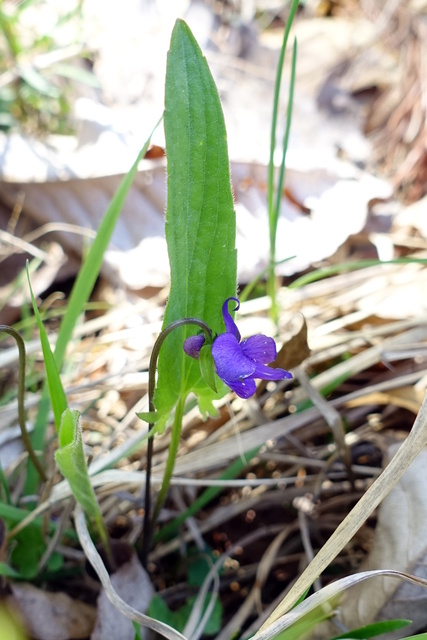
0,563,21,578
270,595,340,640
267,0,299,228
0,501,77,540
27,263,67,431
289,257,427,289
0,463,11,504
26,123,159,494
154,20,237,420
53,126,159,371
273,38,297,237
331,619,411,639
267,1,299,323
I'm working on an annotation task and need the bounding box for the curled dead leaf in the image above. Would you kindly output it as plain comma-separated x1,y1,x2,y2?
257,314,309,396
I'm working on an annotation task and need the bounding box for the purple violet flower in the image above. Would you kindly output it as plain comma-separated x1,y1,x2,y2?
183,297,293,399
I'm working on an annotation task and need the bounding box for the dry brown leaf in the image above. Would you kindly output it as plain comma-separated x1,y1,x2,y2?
91,549,154,640
257,315,309,396
277,315,311,371
8,582,96,640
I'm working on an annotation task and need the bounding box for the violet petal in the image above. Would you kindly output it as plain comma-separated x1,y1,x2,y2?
212,333,256,382
222,297,241,340
241,334,277,364
226,377,257,399
252,362,293,381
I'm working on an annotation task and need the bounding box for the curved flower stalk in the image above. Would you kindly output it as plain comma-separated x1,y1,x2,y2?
142,300,292,564
184,297,292,399
141,317,214,566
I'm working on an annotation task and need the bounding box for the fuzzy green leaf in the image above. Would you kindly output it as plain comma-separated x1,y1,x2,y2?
55,409,95,513
154,19,237,421
55,409,108,547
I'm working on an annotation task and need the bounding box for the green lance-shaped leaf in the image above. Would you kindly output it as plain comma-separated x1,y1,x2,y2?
154,19,237,421
55,409,109,549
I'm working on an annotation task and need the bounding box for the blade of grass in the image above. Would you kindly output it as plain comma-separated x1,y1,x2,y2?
267,0,299,324
0,501,76,540
27,264,67,431
25,120,160,494
273,38,297,232
289,257,427,289
0,463,11,504
74,504,187,640
330,619,412,640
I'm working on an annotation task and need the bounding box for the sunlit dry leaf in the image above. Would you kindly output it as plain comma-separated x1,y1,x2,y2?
356,265,427,320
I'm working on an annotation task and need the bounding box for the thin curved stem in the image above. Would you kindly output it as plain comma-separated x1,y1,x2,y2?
141,318,213,567
0,325,47,482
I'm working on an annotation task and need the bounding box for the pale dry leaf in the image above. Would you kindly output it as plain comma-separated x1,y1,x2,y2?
355,263,427,319
0,151,391,294
393,194,427,237
8,582,96,640
233,159,391,282
91,550,154,640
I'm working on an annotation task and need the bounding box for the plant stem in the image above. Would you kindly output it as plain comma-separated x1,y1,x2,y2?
152,394,185,525
141,318,213,567
0,325,47,482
